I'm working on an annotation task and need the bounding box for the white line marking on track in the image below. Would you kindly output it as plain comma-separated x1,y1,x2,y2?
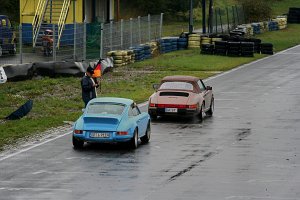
0,187,72,192
225,196,297,200
0,131,72,162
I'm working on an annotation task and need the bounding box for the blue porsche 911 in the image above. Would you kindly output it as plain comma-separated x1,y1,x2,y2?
72,97,151,149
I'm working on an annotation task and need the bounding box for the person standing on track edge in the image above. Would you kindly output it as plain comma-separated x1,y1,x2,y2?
81,66,99,107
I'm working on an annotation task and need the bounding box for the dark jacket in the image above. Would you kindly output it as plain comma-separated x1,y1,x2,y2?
81,75,96,105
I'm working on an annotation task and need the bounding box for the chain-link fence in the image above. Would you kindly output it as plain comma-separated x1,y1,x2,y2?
101,14,163,57
0,14,163,66
209,5,246,34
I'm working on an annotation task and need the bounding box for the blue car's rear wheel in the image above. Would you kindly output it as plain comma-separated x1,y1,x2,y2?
129,129,138,149
141,122,151,144
73,136,84,149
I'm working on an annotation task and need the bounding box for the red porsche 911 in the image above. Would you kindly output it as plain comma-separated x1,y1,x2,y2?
148,75,214,120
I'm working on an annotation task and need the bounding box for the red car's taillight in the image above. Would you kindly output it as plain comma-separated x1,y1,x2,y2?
74,130,83,134
149,103,157,107
157,104,188,108
188,104,198,109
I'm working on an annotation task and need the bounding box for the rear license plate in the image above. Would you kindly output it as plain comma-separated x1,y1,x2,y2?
90,132,110,138
165,108,178,113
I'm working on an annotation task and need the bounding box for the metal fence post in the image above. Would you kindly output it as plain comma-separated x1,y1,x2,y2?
138,16,141,44
83,21,86,61
232,6,236,28
121,19,124,49
110,21,113,51
219,8,224,34
130,18,133,47
159,13,164,39
73,22,77,61
242,5,247,24
19,25,23,64
235,5,240,25
53,24,56,61
226,7,230,33
148,14,151,42
100,23,104,58
215,8,218,33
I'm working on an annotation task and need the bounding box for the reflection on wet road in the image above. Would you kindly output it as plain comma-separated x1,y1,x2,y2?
1,46,300,199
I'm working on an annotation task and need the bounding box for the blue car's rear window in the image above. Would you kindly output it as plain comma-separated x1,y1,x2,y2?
87,102,126,115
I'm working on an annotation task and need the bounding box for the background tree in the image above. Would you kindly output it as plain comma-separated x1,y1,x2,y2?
238,0,272,22
0,0,19,23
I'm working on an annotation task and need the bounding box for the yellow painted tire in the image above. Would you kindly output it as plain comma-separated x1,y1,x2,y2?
113,56,123,60
188,41,200,46
113,51,123,56
211,38,222,42
107,51,116,56
189,37,201,42
114,60,123,64
114,64,123,68
188,46,200,49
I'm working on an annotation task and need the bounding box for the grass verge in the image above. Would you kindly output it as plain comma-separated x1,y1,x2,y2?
1,24,300,151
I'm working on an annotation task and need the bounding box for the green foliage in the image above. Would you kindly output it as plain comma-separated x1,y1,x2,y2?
0,0,19,23
238,0,272,22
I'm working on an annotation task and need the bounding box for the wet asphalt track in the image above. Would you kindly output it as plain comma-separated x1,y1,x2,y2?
1,46,300,200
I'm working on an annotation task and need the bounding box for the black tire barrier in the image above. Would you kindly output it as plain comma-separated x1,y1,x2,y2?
288,8,300,24
33,61,86,77
2,63,34,81
260,43,274,54
229,31,244,37
2,61,86,82
215,41,228,47
214,49,227,56
241,52,254,57
241,42,255,48
261,50,274,55
228,42,241,48
241,47,254,52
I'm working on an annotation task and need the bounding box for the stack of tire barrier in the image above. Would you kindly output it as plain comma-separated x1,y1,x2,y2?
288,7,300,23
214,41,227,56
129,46,145,62
107,50,135,67
211,37,222,45
261,22,269,32
200,35,212,45
159,38,172,54
141,44,152,59
188,34,201,49
268,21,279,31
240,42,254,57
147,41,159,57
200,44,214,55
170,38,178,51
246,24,254,36
260,43,274,55
252,23,261,34
227,42,241,57
274,16,288,29
245,38,261,53
177,38,188,50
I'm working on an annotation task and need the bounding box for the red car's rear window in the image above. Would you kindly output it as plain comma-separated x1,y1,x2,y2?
160,82,193,91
